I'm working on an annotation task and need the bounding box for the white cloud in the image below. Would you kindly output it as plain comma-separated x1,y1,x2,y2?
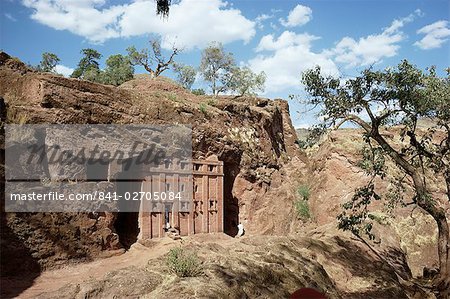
21,0,256,49
256,31,320,52
255,13,273,29
330,11,421,67
332,33,403,67
414,20,450,50
384,9,421,34
22,0,124,43
4,13,17,22
248,31,338,93
119,0,255,49
279,4,312,27
54,64,74,77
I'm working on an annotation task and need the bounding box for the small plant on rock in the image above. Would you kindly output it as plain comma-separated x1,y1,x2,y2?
297,184,310,201
166,247,202,277
199,103,207,115
295,184,311,220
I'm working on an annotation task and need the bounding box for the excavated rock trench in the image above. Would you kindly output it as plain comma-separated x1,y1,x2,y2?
2,52,438,298
1,53,304,297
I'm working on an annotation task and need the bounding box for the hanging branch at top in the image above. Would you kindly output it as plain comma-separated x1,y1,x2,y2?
156,0,171,17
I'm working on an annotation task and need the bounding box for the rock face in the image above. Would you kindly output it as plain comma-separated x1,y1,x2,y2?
0,52,304,275
306,129,450,278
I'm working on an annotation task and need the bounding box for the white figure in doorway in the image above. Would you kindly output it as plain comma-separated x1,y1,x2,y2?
236,223,245,238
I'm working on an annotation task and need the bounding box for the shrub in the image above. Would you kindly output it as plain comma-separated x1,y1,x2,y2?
294,184,311,220
192,88,205,96
207,98,217,106
295,199,311,220
199,103,207,115
167,93,179,102
166,247,202,277
297,184,310,201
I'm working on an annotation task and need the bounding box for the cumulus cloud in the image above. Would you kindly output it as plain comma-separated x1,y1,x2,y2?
331,34,403,67
22,0,124,43
248,11,424,93
21,0,256,48
256,31,320,52
414,20,450,50
119,0,255,49
54,64,74,77
279,4,312,27
330,11,421,67
248,31,338,93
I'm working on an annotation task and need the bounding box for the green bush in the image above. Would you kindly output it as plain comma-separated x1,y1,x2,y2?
295,199,311,220
295,184,311,220
167,93,179,102
297,184,310,201
192,88,206,96
199,103,207,115
207,98,217,106
166,247,202,277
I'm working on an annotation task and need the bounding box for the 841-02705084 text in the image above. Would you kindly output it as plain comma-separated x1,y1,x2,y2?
9,191,183,201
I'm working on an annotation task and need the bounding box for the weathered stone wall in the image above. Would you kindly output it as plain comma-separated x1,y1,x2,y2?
0,52,303,271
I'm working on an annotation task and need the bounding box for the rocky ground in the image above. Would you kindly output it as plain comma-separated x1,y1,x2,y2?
3,230,431,299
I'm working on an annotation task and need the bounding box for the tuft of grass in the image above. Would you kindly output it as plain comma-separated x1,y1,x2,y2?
297,184,310,201
166,247,202,277
199,103,207,115
207,98,217,106
295,184,311,220
167,93,179,102
295,199,311,220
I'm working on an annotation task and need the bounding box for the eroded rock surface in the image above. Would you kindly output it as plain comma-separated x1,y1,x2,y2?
0,52,304,276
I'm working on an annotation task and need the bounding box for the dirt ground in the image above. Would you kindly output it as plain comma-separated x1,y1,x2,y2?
4,234,236,298
2,231,424,299
3,238,172,298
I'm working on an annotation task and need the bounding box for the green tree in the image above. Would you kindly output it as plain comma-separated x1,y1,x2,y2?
127,39,179,78
229,66,266,97
83,67,102,83
302,60,449,291
36,52,60,73
102,54,134,86
199,42,235,96
71,48,102,80
173,63,196,90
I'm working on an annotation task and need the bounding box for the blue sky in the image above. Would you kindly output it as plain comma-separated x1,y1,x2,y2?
1,0,449,127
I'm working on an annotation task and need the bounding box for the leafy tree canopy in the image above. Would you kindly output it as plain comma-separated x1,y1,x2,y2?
102,54,134,86
199,42,235,96
71,48,102,79
229,66,266,97
36,52,60,73
127,39,179,78
173,63,196,90
302,60,450,287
